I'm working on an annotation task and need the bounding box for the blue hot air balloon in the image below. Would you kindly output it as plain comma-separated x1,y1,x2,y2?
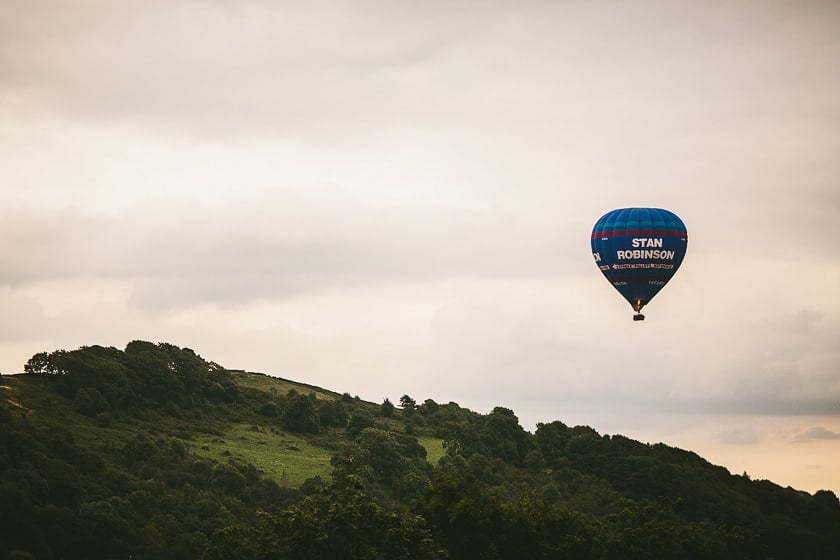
591,208,687,320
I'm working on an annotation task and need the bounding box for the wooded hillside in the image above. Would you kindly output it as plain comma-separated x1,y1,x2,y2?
1,342,838,559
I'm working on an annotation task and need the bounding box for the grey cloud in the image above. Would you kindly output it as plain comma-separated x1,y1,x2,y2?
0,291,48,341
717,428,761,445
696,312,840,415
3,1,839,261
5,0,840,149
1,190,578,310
584,370,840,419
588,309,840,416
427,291,840,416
0,1,499,138
676,398,840,417
795,427,840,443
0,208,123,284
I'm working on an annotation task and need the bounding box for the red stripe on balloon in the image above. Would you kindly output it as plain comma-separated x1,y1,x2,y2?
591,230,687,239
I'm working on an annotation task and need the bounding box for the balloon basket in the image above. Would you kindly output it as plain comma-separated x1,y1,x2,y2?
633,313,645,321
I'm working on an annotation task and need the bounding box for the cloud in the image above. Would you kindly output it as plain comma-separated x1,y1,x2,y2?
0,0,505,140
718,428,762,445
796,427,840,443
0,288,48,340
1,189,580,310
4,0,839,155
0,208,123,285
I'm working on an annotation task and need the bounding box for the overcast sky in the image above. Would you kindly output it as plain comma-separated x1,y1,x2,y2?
2,0,839,494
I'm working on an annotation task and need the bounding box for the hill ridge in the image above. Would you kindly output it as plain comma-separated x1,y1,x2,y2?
2,340,839,559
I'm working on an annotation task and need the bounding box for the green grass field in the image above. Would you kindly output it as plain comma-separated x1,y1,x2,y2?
418,436,446,465
190,423,334,486
190,425,447,486
231,371,338,400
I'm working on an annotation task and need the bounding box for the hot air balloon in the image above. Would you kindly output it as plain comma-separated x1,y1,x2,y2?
591,207,687,320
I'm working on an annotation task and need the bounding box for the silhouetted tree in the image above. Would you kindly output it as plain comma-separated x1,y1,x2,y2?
400,394,417,413
380,398,396,418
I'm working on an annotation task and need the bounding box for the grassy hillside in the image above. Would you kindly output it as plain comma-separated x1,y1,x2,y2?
1,366,443,489
2,341,839,560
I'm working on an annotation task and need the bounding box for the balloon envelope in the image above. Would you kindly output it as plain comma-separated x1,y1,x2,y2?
591,208,688,314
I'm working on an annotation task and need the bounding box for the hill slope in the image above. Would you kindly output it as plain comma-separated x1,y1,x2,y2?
1,341,839,560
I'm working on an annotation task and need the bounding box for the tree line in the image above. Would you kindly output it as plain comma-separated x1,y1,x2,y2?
1,341,839,559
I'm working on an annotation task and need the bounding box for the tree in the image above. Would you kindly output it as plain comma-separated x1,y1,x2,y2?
400,395,417,413
24,352,55,374
420,398,439,416
330,443,374,482
534,421,571,466
123,341,186,404
272,476,443,560
258,402,279,417
419,454,504,560
480,406,532,465
346,410,374,439
121,432,160,466
43,346,140,410
357,428,406,484
318,399,348,427
210,464,247,495
380,398,396,418
73,387,109,417
281,391,320,433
